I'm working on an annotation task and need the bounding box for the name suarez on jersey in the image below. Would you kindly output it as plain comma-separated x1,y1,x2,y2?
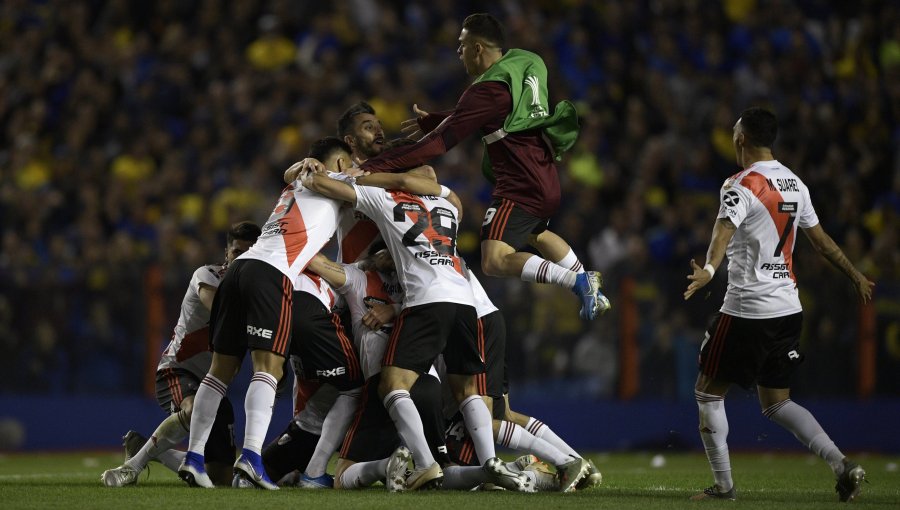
775,178,799,192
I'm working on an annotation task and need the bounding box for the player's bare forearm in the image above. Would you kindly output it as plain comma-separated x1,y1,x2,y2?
706,218,737,269
685,218,736,300
306,253,347,288
303,172,357,204
803,224,874,301
357,172,441,195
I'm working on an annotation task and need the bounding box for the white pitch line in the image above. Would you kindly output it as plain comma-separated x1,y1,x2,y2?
0,472,93,481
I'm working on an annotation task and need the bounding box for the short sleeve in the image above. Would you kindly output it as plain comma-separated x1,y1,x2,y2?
337,264,366,296
717,183,753,228
351,183,382,219
796,183,820,229
193,265,221,292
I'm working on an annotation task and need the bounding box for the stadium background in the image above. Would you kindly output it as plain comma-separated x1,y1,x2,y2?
0,0,898,452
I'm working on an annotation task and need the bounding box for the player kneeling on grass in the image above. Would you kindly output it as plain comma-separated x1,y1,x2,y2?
101,222,261,487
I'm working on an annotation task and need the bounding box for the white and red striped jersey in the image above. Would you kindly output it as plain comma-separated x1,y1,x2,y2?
717,160,819,319
352,184,474,308
157,264,224,380
467,271,499,319
336,264,403,379
336,206,382,264
239,176,341,282
294,270,339,311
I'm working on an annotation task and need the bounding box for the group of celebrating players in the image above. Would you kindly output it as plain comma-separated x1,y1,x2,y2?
101,12,608,493
100,12,874,503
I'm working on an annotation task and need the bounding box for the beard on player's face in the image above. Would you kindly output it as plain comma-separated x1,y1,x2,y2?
353,135,384,159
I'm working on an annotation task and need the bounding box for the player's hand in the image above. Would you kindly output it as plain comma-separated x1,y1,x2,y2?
400,104,429,139
853,273,875,303
684,259,713,300
285,158,326,183
362,304,396,330
446,190,463,222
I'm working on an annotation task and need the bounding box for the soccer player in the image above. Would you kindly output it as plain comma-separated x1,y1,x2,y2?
359,13,610,321
177,140,350,490
684,107,874,502
100,221,261,487
306,248,531,492
301,167,527,492
232,137,365,490
442,271,598,492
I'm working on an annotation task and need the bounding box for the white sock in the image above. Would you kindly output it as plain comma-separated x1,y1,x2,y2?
521,255,578,288
384,390,435,468
765,399,845,476
127,410,190,472
497,420,570,466
187,375,227,455
157,450,185,471
243,372,278,454
459,395,496,464
442,465,487,490
525,417,580,459
555,248,585,273
306,390,359,477
339,458,389,489
696,390,733,492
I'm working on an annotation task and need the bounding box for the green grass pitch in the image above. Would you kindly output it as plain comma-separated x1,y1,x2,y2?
1,451,898,509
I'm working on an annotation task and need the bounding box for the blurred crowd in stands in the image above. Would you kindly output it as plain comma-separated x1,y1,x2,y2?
1,0,898,399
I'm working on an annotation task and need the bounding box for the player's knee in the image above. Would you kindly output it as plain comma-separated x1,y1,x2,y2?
178,395,194,415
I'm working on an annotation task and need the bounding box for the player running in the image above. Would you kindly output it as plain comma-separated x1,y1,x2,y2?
684,107,874,502
100,221,261,487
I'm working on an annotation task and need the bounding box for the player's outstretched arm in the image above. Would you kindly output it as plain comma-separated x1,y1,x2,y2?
357,172,462,220
302,170,358,204
802,224,875,302
685,218,737,300
357,171,441,194
306,253,348,289
399,104,430,140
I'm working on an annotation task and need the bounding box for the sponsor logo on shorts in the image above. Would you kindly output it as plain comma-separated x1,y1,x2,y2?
316,367,346,377
787,350,800,360
247,325,273,339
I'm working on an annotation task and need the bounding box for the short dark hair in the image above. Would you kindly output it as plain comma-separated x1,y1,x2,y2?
227,221,261,244
337,102,376,138
739,107,778,148
308,136,352,162
462,13,505,48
